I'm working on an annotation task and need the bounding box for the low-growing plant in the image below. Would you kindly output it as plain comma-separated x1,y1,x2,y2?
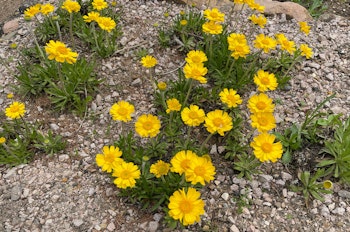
0,101,66,166
290,169,332,207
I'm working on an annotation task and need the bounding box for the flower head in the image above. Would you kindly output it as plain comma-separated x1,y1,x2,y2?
247,93,275,114
112,161,141,189
204,109,233,136
202,21,223,35
219,88,242,108
41,4,55,15
253,34,277,53
300,44,313,59
141,55,157,68
299,21,311,35
183,63,208,84
250,112,276,133
24,4,42,18
110,101,135,122
157,81,167,91
168,188,205,226
180,20,188,26
227,33,247,49
230,43,250,59
135,114,161,138
92,0,108,11
275,34,296,55
45,40,78,64
96,16,116,32
171,150,198,175
323,180,333,189
249,14,267,28
203,8,225,22
166,98,182,114
96,145,123,173
185,156,216,185
150,160,170,178
253,70,278,92
0,137,6,144
5,101,26,119
61,0,81,13
83,11,100,23
250,2,265,12
7,93,14,99
185,50,208,65
181,105,205,127
250,133,283,162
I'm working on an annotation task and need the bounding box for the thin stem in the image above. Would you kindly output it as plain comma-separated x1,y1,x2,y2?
199,133,214,154
241,50,262,80
182,78,193,108
55,20,63,41
69,13,75,48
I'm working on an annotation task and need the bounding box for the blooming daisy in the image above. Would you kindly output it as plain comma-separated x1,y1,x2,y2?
24,4,41,18
135,114,161,138
185,50,208,65
253,34,277,53
141,55,157,68
150,160,170,178
40,3,55,15
202,21,223,35
5,102,26,119
83,11,100,23
112,161,141,189
96,16,116,32
61,0,81,13
168,187,205,226
250,112,276,133
92,0,108,11
171,150,199,175
0,137,6,144
203,8,225,22
300,44,313,59
299,21,311,35
166,98,182,114
250,133,283,162
185,156,216,185
183,63,208,84
247,93,275,113
109,101,135,122
45,40,78,64
204,109,233,136
96,145,123,173
219,88,243,108
249,14,267,28
253,70,278,92
181,105,206,127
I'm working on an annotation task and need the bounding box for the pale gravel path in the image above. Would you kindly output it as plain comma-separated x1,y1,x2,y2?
1,1,350,231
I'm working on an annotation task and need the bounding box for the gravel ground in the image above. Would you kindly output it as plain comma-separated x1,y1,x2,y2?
1,0,350,231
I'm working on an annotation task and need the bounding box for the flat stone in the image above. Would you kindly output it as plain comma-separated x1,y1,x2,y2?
338,190,350,199
148,221,159,232
11,185,22,201
107,222,115,231
230,224,240,232
3,19,19,34
73,219,84,227
221,192,230,201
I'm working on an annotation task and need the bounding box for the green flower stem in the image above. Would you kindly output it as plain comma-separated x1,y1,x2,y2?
160,91,167,110
226,57,236,80
182,78,193,108
199,133,214,154
55,20,63,41
69,13,75,48
280,55,302,82
242,50,262,80
185,126,193,146
56,62,65,88
20,117,31,140
92,23,100,50
28,23,46,60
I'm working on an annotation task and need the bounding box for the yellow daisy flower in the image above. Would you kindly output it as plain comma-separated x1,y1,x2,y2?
45,40,78,64
150,160,170,178
253,34,277,53
300,44,313,59
5,101,26,119
185,156,216,185
157,81,167,91
96,145,123,173
250,133,283,162
247,93,275,114
92,0,108,11
0,137,6,144
83,11,100,23
168,187,205,226
112,161,141,189
24,4,42,18
96,16,116,32
323,180,333,189
227,33,248,51
183,63,208,84
253,70,278,92
219,88,243,108
203,8,225,22
249,14,267,28
7,93,14,99
166,98,182,114
299,21,311,35
40,3,55,15
181,105,205,127
180,20,188,26
250,112,276,133
141,55,157,68
171,150,198,175
61,0,81,13
275,34,296,55
135,114,161,138
202,21,223,35
109,101,135,122
185,50,208,65
204,109,233,136
230,43,250,60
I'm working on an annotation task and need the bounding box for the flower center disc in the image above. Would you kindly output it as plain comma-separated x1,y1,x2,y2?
120,170,131,179
261,143,272,153
180,199,193,213
194,166,205,176
118,107,128,116
143,121,153,130
256,101,267,110
213,118,223,128
258,117,268,126
57,46,69,55
188,112,198,119
260,77,270,85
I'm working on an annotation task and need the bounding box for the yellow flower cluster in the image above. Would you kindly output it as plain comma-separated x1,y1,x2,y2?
202,8,224,35
24,3,55,18
183,50,208,83
249,14,267,28
227,33,250,60
299,21,311,35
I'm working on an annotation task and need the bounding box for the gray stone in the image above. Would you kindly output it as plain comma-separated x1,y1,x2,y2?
148,221,159,232
58,154,69,162
50,123,60,131
221,192,230,201
258,174,273,182
131,78,142,86
73,219,84,227
230,224,240,232
281,171,293,181
107,222,115,231
338,190,350,199
11,185,22,201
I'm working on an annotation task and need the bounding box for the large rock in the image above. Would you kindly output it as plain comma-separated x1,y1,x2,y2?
179,0,312,22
